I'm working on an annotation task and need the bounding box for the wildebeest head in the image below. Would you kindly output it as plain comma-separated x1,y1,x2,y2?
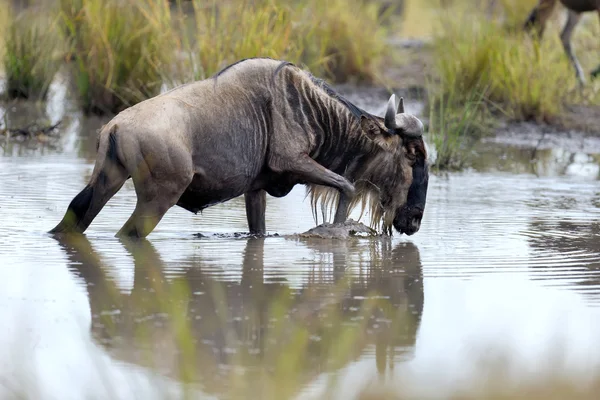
357,94,429,236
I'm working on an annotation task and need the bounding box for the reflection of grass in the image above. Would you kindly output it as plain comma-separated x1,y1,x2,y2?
2,6,61,100
127,268,403,399
24,233,600,400
56,234,421,399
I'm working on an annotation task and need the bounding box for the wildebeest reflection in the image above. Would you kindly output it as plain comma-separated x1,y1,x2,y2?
56,235,423,396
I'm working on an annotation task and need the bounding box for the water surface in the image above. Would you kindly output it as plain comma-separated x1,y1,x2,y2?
1,87,600,399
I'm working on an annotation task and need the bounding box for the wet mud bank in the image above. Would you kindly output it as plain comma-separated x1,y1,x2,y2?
336,81,600,181
379,37,600,165
485,120,600,154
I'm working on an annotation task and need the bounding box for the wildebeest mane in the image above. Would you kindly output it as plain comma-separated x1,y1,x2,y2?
214,57,374,121
305,74,372,120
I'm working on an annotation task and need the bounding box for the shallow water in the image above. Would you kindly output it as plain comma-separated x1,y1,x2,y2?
1,85,600,399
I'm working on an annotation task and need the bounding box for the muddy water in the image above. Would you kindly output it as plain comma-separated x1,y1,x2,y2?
1,85,600,400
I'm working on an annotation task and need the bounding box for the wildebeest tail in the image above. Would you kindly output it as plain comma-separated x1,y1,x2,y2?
49,124,124,234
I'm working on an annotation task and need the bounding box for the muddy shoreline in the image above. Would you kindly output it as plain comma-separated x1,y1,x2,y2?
338,38,600,160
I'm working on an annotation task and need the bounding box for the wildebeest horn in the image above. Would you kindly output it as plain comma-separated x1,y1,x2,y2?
385,94,397,129
384,94,423,137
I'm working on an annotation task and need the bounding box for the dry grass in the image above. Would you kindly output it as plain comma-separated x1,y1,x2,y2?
58,0,175,115
170,0,390,86
171,0,303,83
296,0,389,83
427,0,599,123
1,4,61,100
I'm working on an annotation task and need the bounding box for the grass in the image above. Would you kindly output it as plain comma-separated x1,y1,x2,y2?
428,0,599,124
170,0,390,85
294,0,389,83
1,4,61,100
0,0,391,114
420,0,600,171
426,81,488,171
58,0,174,115
172,0,304,83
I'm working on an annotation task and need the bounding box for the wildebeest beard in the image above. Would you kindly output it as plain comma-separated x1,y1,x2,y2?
306,139,427,235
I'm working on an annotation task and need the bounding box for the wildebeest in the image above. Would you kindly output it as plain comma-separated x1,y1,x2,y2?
524,0,600,85
49,58,428,238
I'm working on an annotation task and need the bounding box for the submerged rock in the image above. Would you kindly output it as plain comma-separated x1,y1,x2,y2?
298,219,380,239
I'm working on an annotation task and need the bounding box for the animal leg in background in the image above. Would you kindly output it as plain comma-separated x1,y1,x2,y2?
593,9,600,80
244,190,267,235
592,64,600,80
561,9,585,85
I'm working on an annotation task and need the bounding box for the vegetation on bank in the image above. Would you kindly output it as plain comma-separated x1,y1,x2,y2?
1,5,61,100
1,0,599,171
429,0,577,123
424,0,600,170
58,0,173,114
0,0,394,115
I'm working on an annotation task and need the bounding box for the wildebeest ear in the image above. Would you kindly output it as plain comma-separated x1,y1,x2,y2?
360,116,389,139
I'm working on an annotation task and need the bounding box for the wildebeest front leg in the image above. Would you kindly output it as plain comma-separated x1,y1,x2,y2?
286,154,355,201
333,193,351,224
245,190,267,235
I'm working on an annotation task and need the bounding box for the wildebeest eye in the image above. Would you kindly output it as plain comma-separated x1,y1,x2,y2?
405,145,417,164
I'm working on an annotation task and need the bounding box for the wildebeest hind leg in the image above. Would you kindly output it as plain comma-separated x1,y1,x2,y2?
245,190,266,235
116,185,190,238
116,155,193,238
561,10,585,85
49,160,129,234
